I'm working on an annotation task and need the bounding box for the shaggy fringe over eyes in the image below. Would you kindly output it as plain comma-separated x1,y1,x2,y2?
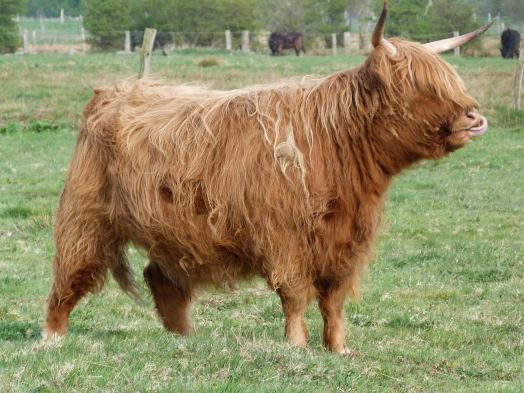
372,39,477,110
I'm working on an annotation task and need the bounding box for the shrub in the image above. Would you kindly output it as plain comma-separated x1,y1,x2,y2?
83,0,130,50
0,0,24,54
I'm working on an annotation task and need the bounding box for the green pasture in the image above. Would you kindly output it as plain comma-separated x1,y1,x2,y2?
0,51,523,392
17,17,84,45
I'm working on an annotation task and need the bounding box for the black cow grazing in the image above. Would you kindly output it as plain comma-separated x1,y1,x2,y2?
500,28,521,59
269,32,306,56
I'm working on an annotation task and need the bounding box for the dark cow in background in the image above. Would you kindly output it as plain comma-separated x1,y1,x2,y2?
269,32,306,56
500,28,521,59
131,31,172,55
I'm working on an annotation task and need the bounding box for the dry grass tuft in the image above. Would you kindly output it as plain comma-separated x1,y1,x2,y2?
197,57,222,67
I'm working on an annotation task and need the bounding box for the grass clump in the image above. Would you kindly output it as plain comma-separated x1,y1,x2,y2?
0,121,61,134
197,56,222,67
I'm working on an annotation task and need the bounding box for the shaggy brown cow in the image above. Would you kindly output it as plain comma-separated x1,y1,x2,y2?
43,1,493,354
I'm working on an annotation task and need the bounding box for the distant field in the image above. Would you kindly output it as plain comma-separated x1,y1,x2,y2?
0,51,523,392
18,17,85,46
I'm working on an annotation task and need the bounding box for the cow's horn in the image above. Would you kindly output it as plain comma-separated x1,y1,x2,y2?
423,19,496,53
372,0,397,56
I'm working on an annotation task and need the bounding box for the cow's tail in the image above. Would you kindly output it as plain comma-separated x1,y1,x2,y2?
111,256,143,304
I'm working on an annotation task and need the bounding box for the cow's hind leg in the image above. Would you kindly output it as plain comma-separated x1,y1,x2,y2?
43,213,125,338
277,286,311,347
143,262,193,335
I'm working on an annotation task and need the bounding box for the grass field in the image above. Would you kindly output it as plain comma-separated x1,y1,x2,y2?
0,51,523,392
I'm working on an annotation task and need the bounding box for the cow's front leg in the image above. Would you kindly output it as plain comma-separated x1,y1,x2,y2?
316,279,351,355
276,287,310,347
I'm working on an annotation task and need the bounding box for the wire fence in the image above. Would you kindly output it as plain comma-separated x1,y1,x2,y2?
11,15,518,56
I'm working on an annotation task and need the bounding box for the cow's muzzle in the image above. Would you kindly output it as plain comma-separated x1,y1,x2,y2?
466,110,488,137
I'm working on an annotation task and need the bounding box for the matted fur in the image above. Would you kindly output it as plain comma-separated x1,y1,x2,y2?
44,37,485,352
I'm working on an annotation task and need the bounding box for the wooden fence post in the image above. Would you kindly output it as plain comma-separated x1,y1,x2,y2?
80,27,87,52
225,30,232,51
343,32,350,54
125,30,131,53
241,30,250,53
139,28,157,79
454,31,460,57
332,33,337,56
40,16,45,31
60,8,64,24
23,29,29,54
514,52,524,111
32,30,37,54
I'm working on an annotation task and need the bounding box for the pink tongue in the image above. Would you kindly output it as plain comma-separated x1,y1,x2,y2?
469,116,488,137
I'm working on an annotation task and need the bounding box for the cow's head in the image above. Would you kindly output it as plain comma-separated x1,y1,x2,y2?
500,45,515,59
367,1,493,160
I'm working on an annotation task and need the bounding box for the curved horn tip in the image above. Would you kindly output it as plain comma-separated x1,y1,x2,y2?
423,18,497,54
371,1,397,56
372,1,389,48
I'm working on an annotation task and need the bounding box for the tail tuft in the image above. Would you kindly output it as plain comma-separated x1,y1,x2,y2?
111,256,143,305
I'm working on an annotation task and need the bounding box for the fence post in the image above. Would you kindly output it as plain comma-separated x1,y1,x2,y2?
454,31,460,57
139,28,157,79
514,53,524,111
241,30,250,53
488,13,492,22
60,8,64,24
23,29,29,54
125,30,131,53
40,16,45,31
332,33,337,56
343,32,350,54
32,30,37,54
81,27,87,52
225,30,232,51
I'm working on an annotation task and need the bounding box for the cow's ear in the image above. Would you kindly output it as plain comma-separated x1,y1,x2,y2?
372,1,397,57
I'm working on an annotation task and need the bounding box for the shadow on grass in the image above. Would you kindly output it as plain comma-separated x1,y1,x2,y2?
0,320,41,341
1,206,34,219
0,320,140,341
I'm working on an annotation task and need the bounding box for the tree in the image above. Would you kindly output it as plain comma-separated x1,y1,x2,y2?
0,0,25,54
304,0,348,34
257,0,305,32
83,0,130,50
501,0,524,22
130,0,260,48
380,0,431,40
25,0,81,17
426,0,478,40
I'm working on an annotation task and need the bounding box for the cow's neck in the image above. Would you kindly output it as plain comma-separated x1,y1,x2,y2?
331,68,421,179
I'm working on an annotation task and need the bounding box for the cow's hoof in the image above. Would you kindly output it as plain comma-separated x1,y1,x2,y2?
287,336,308,348
40,330,65,346
332,344,353,356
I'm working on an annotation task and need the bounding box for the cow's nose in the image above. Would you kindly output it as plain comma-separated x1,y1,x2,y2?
466,109,480,121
